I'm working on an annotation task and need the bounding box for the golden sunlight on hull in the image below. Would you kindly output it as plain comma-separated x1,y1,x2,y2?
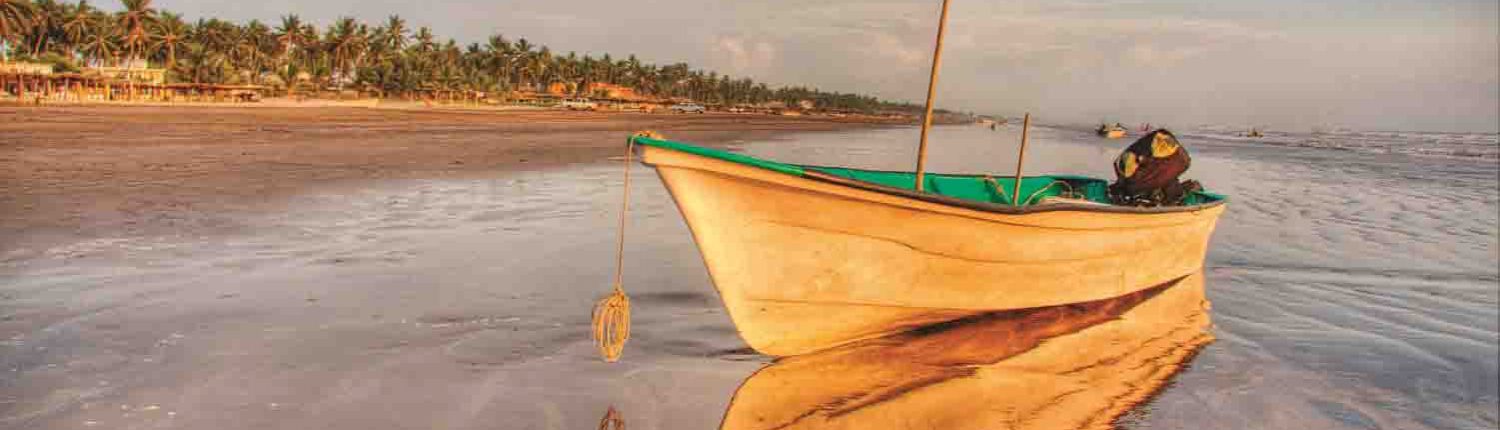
640,145,1224,356
720,272,1213,430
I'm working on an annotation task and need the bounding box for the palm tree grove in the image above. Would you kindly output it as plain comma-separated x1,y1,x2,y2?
1,0,934,113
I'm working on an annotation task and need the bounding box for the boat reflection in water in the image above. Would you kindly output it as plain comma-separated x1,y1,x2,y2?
720,271,1213,430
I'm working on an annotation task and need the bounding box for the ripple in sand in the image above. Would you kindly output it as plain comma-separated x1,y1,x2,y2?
441,323,584,367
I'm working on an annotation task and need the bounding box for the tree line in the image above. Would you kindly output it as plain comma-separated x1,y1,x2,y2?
0,0,932,113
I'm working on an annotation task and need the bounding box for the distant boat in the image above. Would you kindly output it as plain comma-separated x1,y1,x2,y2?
1096,123,1127,139
1245,128,1264,138
976,117,1007,130
633,135,1226,356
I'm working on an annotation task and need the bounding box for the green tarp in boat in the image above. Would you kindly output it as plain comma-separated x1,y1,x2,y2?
630,136,1224,207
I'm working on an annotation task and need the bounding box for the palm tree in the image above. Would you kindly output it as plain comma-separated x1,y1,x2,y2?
304,49,330,95
115,0,153,65
597,53,614,84
234,19,270,83
25,0,59,55
190,18,231,55
379,15,404,52
147,10,183,69
557,51,578,94
177,40,223,83
530,46,551,91
622,54,641,87
59,0,92,56
324,17,364,90
482,33,509,88
273,14,301,56
634,63,658,96
295,22,317,68
433,40,460,98
411,26,433,53
273,14,310,82
0,0,36,59
511,37,534,89
274,57,299,91
78,19,114,64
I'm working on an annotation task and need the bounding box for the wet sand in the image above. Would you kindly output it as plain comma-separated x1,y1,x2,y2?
0,106,896,429
2,109,1496,429
0,106,895,253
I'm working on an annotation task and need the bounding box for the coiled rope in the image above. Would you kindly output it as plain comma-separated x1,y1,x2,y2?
592,131,660,362
983,176,1077,206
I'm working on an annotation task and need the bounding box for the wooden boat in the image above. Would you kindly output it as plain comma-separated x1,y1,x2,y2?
633,135,1225,356
720,271,1214,430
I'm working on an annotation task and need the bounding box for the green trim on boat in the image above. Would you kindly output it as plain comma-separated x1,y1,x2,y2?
630,135,1225,207
632,136,805,176
804,167,1113,206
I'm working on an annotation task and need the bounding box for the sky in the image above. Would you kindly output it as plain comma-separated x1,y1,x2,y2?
137,0,1498,132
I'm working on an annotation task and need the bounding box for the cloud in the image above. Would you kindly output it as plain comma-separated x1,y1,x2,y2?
711,35,778,76
855,32,928,66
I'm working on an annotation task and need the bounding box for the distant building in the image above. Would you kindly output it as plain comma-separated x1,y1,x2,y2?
0,61,55,75
585,83,642,100
87,67,166,84
511,90,564,103
87,59,166,84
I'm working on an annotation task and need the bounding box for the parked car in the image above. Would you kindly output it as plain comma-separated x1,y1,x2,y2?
616,103,656,113
561,98,599,111
669,103,706,114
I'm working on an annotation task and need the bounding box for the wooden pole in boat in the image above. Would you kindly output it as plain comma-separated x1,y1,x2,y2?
913,0,953,192
1012,113,1031,206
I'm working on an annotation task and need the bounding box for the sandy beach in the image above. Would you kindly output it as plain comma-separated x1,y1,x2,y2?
0,106,905,429
1,107,1495,429
0,106,897,253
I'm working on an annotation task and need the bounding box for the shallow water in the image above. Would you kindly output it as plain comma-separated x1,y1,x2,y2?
1177,126,1499,161
1,124,1496,429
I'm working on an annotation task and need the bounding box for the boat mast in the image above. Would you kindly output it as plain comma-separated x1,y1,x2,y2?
1012,113,1031,205
913,0,953,192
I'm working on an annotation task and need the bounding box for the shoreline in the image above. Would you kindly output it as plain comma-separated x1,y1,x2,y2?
0,96,930,122
0,105,902,254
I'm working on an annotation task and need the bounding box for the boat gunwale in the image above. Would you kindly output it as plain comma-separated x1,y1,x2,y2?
632,141,1227,216
801,169,1226,215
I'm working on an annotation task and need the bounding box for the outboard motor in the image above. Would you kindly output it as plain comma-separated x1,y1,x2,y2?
1109,129,1202,206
